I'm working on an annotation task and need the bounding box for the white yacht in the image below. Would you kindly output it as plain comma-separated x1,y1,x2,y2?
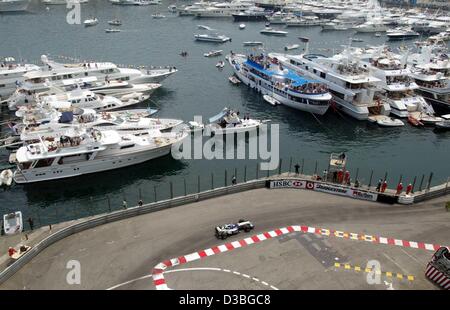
386,27,420,41
361,46,429,118
194,33,231,43
12,128,188,184
0,57,40,99
0,0,29,12
194,2,252,18
271,48,390,121
260,27,288,36
206,107,264,134
83,18,99,27
285,16,322,27
227,53,331,115
354,21,388,33
42,0,88,4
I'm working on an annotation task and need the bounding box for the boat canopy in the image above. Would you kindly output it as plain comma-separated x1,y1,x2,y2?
244,60,317,87
209,109,228,124
59,111,74,124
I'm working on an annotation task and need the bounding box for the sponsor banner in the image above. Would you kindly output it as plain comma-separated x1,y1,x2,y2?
269,179,306,189
314,183,378,202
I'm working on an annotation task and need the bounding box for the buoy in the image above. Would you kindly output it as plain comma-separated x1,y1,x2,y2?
0,169,13,186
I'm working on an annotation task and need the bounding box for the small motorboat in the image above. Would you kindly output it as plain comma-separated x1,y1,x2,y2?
204,50,223,57
419,115,443,125
228,76,241,85
198,25,214,31
260,27,288,36
216,61,225,69
408,115,424,127
168,4,177,12
0,169,13,186
105,28,121,33
3,211,23,235
152,13,165,19
434,120,450,131
239,23,246,30
375,32,381,37
376,117,404,127
263,94,280,106
108,19,122,26
83,17,99,27
351,38,364,42
243,41,263,46
284,44,300,51
206,107,264,135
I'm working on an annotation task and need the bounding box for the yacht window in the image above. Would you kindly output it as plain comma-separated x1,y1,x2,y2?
0,84,4,88
85,72,88,76
120,144,135,150
320,72,326,79
33,158,54,168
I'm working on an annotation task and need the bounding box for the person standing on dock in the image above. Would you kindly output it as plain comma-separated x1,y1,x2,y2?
337,169,344,184
406,183,413,195
396,182,403,195
381,180,388,193
344,170,350,185
138,200,143,207
294,163,300,175
232,176,237,185
376,179,382,192
122,200,128,209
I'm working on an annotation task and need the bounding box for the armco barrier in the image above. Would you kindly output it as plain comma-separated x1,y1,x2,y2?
413,183,450,203
0,179,266,285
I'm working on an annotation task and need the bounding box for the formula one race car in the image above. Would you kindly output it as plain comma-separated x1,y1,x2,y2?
215,219,254,239
425,246,450,290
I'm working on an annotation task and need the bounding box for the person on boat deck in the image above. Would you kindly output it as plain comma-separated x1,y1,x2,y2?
376,179,382,192
8,247,16,257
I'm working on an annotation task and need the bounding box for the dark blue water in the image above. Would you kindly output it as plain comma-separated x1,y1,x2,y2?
0,0,449,229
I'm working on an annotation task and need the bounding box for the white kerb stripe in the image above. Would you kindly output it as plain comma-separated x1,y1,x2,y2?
156,284,169,290
257,233,267,241
308,226,316,233
244,237,254,245
231,241,242,248
425,244,435,251
170,258,179,266
153,273,165,281
280,227,289,234
394,239,403,246
409,241,418,248
155,263,167,270
268,231,278,238
205,248,215,256
218,244,228,252
379,237,388,244
292,225,301,231
184,252,201,262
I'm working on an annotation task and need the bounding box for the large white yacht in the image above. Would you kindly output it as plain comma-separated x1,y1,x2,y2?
0,57,40,99
0,0,29,12
12,128,188,184
360,46,429,118
20,55,176,94
194,1,253,18
227,52,332,115
271,47,390,120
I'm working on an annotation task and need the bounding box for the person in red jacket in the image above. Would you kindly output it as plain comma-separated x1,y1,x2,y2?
381,180,388,193
406,183,413,195
344,170,350,184
396,182,403,195
8,247,16,257
337,169,344,183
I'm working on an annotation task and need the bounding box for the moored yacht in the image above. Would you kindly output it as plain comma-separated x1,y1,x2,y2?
194,33,231,43
271,47,390,121
0,57,40,99
12,128,188,184
195,1,252,18
227,52,331,115
386,27,420,41
0,0,29,12
232,6,267,21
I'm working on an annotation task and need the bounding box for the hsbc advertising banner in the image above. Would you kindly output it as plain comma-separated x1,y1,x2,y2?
269,179,307,189
269,179,378,202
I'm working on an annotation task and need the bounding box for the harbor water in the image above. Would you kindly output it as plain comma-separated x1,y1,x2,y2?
0,0,449,228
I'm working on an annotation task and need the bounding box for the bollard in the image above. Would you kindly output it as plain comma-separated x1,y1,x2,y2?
154,185,157,202
314,160,318,176
267,167,270,178
234,168,237,182
198,175,201,193
256,164,259,179
383,172,388,182
397,174,403,186
184,178,187,196
278,158,282,175
244,166,247,182
418,174,425,192
301,158,305,175
139,188,142,201
225,170,228,186
368,169,373,189
211,173,214,190
107,195,111,213
170,181,173,199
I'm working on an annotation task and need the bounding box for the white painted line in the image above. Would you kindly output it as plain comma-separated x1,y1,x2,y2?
223,269,231,273
106,274,153,290
242,274,251,279
252,278,260,282
233,271,241,275
270,285,279,290
261,281,269,286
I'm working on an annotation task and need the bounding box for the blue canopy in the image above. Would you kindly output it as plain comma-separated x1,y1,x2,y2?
59,111,74,124
244,59,317,87
209,109,227,124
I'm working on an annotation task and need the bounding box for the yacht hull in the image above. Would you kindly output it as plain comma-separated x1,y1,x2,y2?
13,143,174,184
0,0,29,12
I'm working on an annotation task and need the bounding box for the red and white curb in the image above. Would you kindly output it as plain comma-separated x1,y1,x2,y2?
152,225,445,290
425,263,450,290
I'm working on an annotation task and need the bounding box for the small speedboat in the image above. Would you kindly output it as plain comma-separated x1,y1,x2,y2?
198,25,214,31
216,61,225,69
0,169,13,186
376,117,404,127
239,23,246,30
83,17,99,27
419,115,443,125
284,44,299,51
228,76,241,85
375,32,381,37
105,28,121,33
243,41,263,46
152,13,165,19
108,19,122,26
351,38,364,42
263,94,280,106
3,211,22,235
204,50,223,57
260,27,288,36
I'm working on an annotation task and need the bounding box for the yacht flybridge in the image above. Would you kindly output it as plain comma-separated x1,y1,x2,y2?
227,52,331,115
0,57,40,98
12,128,188,184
